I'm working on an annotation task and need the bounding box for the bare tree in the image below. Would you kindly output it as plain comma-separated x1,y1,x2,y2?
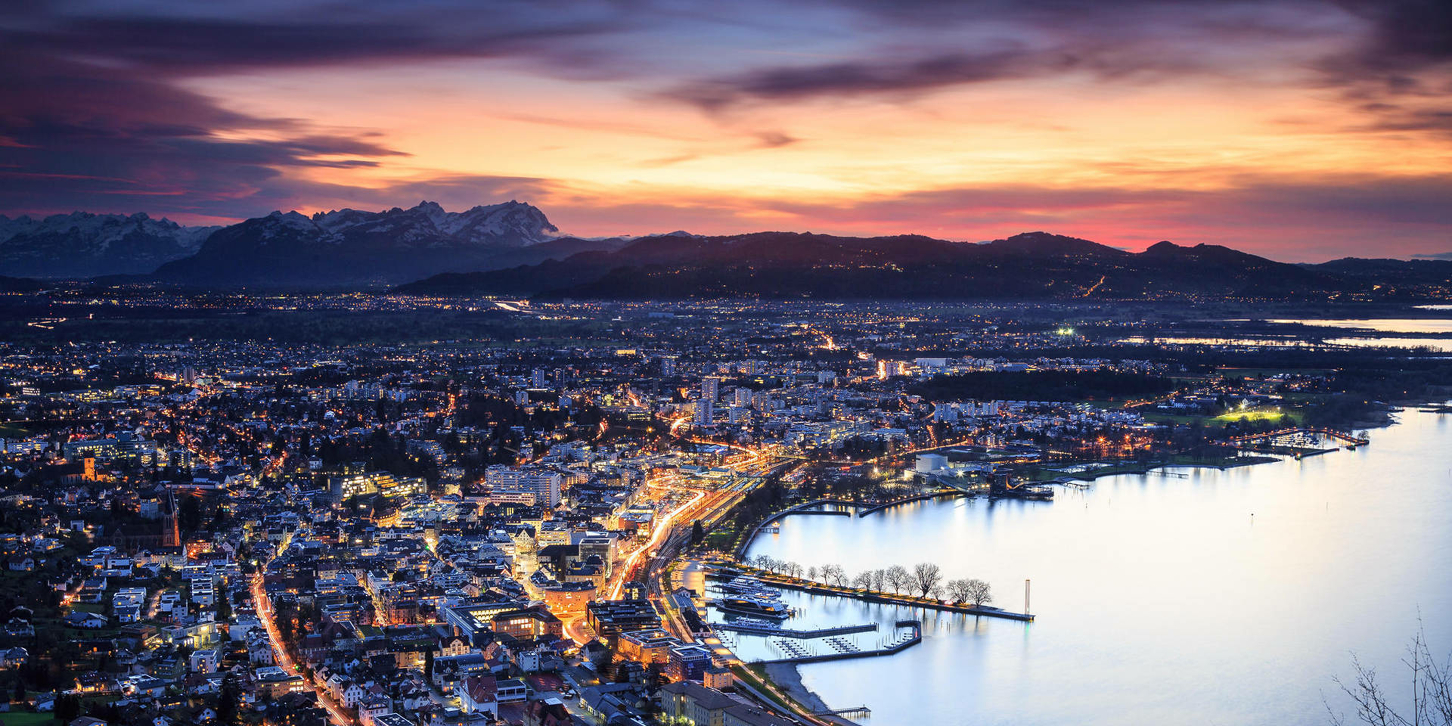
945,578,970,604
851,571,873,590
885,565,911,594
807,565,819,581
869,569,888,592
962,578,992,608
784,561,802,578
911,562,943,598
1327,627,1452,726
819,563,847,587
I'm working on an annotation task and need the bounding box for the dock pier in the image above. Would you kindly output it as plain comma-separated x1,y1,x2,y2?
758,620,923,664
816,706,872,720
716,621,878,638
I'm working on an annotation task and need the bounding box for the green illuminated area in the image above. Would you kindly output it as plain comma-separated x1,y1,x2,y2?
1212,407,1303,425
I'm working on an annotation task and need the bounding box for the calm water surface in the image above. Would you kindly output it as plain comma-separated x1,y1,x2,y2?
1119,333,1452,352
740,408,1452,725
1270,318,1452,334
1323,337,1452,352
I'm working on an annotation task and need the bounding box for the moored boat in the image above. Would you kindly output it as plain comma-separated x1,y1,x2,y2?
713,594,793,619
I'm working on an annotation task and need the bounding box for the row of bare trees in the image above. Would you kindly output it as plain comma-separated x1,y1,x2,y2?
744,555,993,607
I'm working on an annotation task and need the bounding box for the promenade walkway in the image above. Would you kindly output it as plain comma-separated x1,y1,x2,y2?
711,564,1035,621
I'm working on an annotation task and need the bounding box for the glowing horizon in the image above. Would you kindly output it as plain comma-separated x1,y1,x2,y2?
3,0,1451,262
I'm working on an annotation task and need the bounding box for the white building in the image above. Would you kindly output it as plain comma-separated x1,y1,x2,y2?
190,649,218,674
486,466,562,508
915,453,949,474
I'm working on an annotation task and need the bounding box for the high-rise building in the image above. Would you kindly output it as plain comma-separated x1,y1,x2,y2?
486,466,563,508
660,357,676,376
696,377,719,427
532,369,548,389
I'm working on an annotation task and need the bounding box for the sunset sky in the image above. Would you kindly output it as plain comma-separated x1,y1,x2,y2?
3,0,1451,260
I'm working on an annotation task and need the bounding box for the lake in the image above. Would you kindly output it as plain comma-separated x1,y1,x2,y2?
738,408,1452,725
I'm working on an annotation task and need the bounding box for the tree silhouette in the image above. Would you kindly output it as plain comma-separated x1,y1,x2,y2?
1327,626,1451,726
911,563,942,597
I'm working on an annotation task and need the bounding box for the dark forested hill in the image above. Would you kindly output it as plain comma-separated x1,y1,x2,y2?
395,231,1449,301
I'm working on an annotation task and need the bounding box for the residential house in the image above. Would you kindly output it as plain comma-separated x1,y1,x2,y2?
454,674,498,719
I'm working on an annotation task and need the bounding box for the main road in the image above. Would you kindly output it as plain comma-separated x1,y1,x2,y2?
629,450,847,726
562,445,799,651
251,551,353,726
640,450,802,640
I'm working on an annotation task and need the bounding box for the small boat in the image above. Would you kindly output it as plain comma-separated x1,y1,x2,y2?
726,616,776,628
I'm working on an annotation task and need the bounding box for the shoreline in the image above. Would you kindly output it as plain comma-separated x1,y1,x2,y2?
1062,454,1283,483
739,407,1449,723
762,663,857,726
739,412,1439,551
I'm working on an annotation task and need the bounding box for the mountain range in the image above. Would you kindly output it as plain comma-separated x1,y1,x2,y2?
150,201,618,287
5,202,1452,300
0,212,219,277
1,201,623,286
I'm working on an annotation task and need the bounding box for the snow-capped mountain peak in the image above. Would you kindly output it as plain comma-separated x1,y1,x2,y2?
305,200,558,247
0,211,221,277
5,200,568,281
